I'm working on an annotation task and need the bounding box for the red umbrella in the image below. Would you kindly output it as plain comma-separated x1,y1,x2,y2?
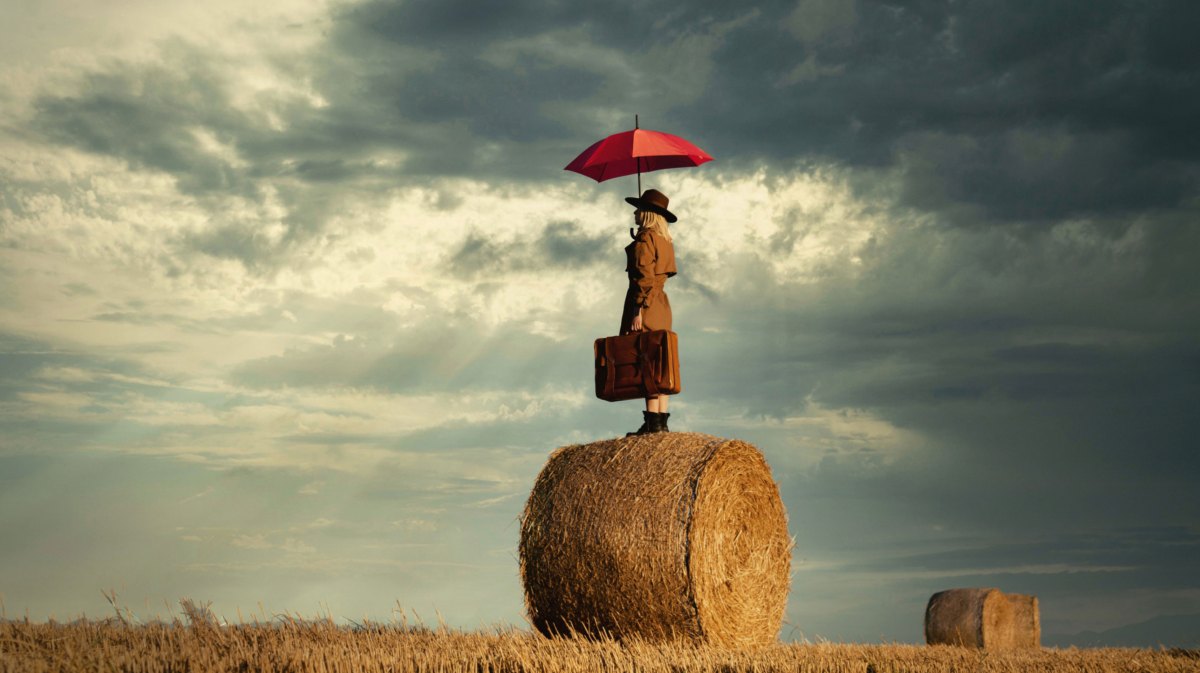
564,116,713,193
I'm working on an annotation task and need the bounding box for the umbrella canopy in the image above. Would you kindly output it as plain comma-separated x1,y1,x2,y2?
564,127,714,183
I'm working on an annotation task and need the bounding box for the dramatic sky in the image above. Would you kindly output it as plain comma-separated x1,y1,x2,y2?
1,0,1197,644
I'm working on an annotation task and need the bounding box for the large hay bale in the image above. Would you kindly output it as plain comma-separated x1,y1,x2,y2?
519,432,792,648
924,588,1041,649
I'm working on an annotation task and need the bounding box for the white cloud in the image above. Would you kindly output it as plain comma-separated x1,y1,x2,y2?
298,481,325,495
393,519,438,533
178,487,215,504
230,533,274,550
231,533,316,554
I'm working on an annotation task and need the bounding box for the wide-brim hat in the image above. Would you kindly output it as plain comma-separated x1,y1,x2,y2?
625,188,677,223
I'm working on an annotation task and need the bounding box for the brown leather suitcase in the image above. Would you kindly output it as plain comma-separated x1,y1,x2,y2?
594,329,681,402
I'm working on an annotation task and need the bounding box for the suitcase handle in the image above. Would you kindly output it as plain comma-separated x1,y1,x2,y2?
605,338,618,396
637,332,661,398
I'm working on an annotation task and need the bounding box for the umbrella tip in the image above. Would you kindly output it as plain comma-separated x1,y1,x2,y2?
635,113,639,129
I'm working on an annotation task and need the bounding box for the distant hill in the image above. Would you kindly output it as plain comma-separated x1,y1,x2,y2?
1045,613,1200,649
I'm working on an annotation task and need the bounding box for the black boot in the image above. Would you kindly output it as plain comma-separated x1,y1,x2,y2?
655,412,670,433
626,411,655,437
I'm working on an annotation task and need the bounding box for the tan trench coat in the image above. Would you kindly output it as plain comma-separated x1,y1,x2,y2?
619,228,677,335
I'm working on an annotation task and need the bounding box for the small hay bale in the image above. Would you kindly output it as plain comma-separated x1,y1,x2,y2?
924,588,1041,649
519,432,792,648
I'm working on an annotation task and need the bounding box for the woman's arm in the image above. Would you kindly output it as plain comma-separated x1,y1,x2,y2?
630,308,645,331
633,233,658,310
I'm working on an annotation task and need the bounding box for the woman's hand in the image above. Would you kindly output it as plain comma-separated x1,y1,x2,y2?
631,309,644,332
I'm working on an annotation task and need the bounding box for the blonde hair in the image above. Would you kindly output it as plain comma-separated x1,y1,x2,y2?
634,210,672,242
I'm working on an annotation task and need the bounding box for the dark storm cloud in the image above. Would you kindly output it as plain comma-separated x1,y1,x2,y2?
688,199,1200,391
30,44,259,200
331,0,750,129
21,40,409,269
683,0,1200,220
324,0,1200,221
446,220,612,278
330,0,1200,220
181,221,287,271
18,0,766,246
25,53,326,269
21,0,1200,238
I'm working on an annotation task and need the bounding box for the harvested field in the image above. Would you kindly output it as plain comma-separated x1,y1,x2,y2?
1,617,1196,673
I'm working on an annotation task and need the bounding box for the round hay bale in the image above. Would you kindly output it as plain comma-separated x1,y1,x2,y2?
519,432,792,647
925,587,1041,649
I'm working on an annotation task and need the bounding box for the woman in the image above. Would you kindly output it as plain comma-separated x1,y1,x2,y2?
620,188,678,436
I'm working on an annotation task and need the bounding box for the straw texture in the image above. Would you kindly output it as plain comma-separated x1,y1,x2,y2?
519,432,792,648
925,588,1041,649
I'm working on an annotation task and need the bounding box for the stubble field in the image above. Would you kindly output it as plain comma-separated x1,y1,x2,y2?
2,610,1196,673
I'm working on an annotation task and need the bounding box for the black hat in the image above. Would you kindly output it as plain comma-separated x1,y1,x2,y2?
625,188,677,223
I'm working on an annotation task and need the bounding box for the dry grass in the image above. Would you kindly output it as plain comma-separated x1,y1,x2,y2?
2,611,1196,673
